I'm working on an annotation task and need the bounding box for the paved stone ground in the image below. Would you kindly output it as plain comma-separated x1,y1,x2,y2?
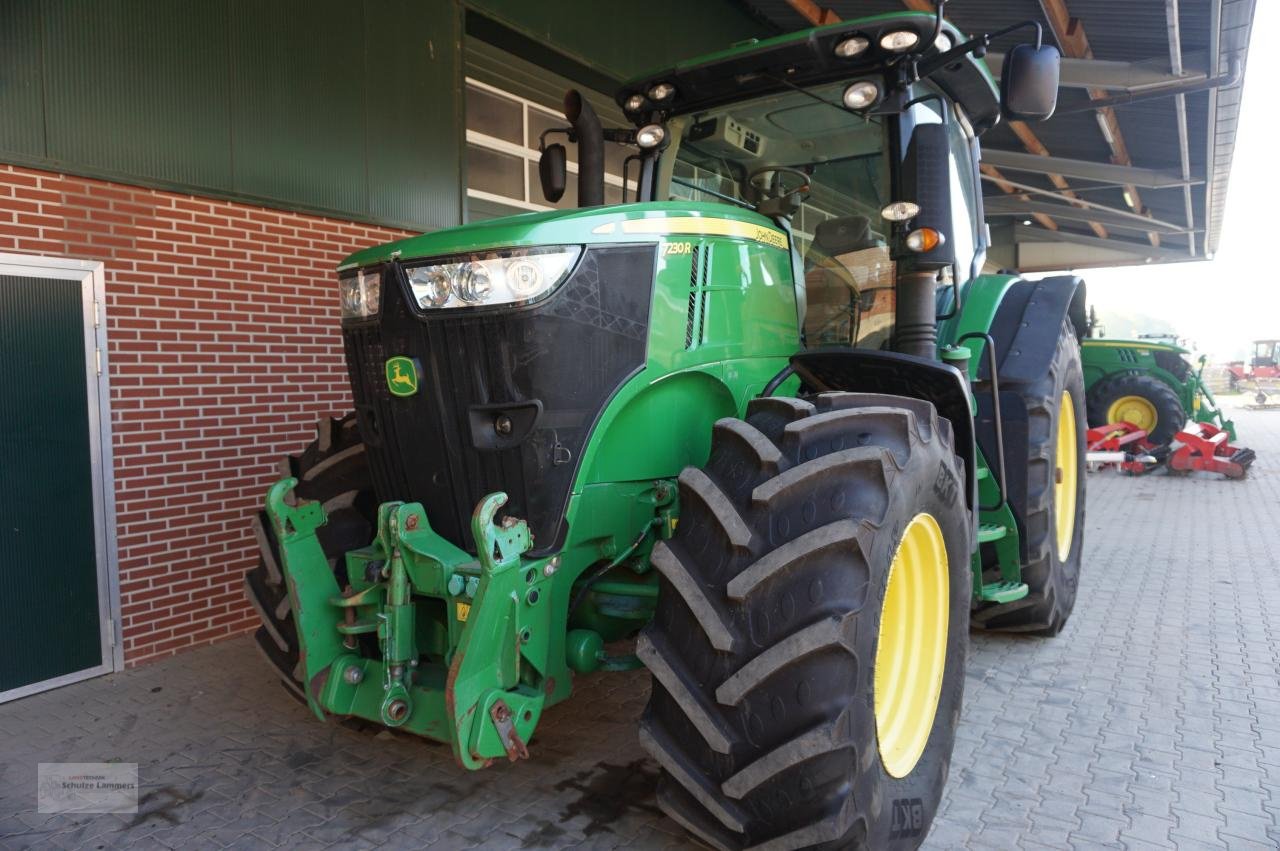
3,403,1279,849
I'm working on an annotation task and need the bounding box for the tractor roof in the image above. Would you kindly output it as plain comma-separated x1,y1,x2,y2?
618,12,1002,133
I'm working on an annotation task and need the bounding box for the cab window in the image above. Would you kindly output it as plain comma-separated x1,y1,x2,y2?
657,84,892,349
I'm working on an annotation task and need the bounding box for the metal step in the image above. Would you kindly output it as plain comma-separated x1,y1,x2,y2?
978,580,1029,603
977,523,1007,543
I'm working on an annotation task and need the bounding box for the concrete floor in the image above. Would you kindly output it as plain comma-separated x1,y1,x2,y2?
3,402,1279,849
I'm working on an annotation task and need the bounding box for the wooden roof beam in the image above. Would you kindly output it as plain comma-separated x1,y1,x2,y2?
1038,0,1160,247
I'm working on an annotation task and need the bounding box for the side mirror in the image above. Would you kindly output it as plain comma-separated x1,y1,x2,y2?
1001,43,1061,121
538,143,567,203
898,122,954,272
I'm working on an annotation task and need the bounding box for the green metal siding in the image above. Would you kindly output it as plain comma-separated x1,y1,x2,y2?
228,0,367,214
464,0,770,82
42,0,233,188
364,0,466,228
3,0,463,232
0,3,46,159
0,275,101,693
0,1,767,232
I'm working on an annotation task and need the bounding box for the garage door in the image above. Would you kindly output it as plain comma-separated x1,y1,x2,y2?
0,255,119,702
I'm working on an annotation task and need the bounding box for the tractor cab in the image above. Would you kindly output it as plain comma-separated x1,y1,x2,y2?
1252,339,1280,370
591,12,1059,358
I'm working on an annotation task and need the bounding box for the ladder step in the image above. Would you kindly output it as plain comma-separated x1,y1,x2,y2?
977,523,1007,543
978,581,1028,603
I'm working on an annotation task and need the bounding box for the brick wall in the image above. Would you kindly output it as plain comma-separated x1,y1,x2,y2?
0,164,414,665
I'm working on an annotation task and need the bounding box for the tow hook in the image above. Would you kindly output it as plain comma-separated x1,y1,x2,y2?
489,699,530,762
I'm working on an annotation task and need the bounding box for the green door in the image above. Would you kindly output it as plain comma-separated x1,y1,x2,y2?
0,268,111,700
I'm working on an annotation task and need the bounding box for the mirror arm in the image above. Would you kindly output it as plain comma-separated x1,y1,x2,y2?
901,92,951,125
923,0,948,54
916,20,1043,79
538,127,573,150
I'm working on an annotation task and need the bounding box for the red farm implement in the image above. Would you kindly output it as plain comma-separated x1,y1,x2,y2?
1086,421,1255,479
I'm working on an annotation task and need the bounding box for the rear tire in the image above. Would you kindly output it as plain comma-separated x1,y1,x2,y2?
640,393,970,849
242,413,376,695
1086,372,1185,445
973,319,1086,636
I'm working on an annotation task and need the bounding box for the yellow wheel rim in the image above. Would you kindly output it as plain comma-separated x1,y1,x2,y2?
1106,394,1158,433
874,512,948,779
1055,390,1079,562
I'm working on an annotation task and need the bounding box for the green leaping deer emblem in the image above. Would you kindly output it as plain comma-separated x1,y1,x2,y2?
385,356,419,397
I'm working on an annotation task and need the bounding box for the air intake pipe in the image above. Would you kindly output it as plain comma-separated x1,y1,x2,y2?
564,90,604,207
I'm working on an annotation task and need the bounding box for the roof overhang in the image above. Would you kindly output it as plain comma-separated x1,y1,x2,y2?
736,0,1256,271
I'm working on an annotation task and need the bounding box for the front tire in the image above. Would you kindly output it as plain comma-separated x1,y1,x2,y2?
242,413,376,696
1086,372,1186,445
640,393,970,849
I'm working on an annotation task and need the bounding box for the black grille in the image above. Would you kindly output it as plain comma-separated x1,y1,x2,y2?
343,244,655,554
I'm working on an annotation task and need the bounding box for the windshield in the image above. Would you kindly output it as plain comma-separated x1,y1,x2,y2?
655,83,893,348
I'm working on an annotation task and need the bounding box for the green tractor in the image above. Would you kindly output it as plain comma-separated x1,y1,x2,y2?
245,10,1088,848
1080,336,1236,445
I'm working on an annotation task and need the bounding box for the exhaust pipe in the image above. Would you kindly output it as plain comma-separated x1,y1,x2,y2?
564,90,604,207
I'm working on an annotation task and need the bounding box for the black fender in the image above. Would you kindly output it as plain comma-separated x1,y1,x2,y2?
789,348,978,546
981,276,1086,382
975,275,1085,558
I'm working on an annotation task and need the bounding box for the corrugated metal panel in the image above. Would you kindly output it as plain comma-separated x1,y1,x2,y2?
229,0,368,215
0,0,464,233
464,0,771,82
365,0,464,229
0,3,46,159
41,0,233,188
0,275,102,693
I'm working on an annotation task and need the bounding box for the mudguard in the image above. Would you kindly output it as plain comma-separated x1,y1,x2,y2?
975,275,1085,559
789,348,978,524
981,276,1087,382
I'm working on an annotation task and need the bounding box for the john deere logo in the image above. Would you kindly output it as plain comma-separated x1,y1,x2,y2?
385,356,419,397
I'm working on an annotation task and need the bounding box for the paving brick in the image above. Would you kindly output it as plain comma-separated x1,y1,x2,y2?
6,404,1280,848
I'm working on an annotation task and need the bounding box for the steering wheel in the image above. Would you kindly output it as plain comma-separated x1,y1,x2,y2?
745,166,811,205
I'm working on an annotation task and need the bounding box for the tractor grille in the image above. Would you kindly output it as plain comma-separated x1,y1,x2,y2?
342,244,654,555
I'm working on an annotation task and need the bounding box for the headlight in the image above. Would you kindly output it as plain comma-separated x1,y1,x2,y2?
636,124,667,149
842,80,880,110
879,29,920,52
405,246,582,310
833,35,869,58
339,267,381,319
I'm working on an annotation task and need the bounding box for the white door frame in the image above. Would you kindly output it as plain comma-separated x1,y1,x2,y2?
0,253,122,702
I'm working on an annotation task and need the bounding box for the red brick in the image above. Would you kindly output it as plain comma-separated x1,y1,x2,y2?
2,163,412,665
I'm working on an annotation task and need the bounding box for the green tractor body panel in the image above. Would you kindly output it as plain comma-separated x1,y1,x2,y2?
279,205,802,763
1080,338,1236,439
260,8,1063,772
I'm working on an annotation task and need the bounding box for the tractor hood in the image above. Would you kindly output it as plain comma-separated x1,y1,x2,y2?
339,202,790,270
1082,338,1191,357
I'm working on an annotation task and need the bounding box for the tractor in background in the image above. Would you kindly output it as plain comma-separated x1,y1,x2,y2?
1080,332,1254,479
1080,337,1236,444
244,9,1086,848
1226,339,1280,390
